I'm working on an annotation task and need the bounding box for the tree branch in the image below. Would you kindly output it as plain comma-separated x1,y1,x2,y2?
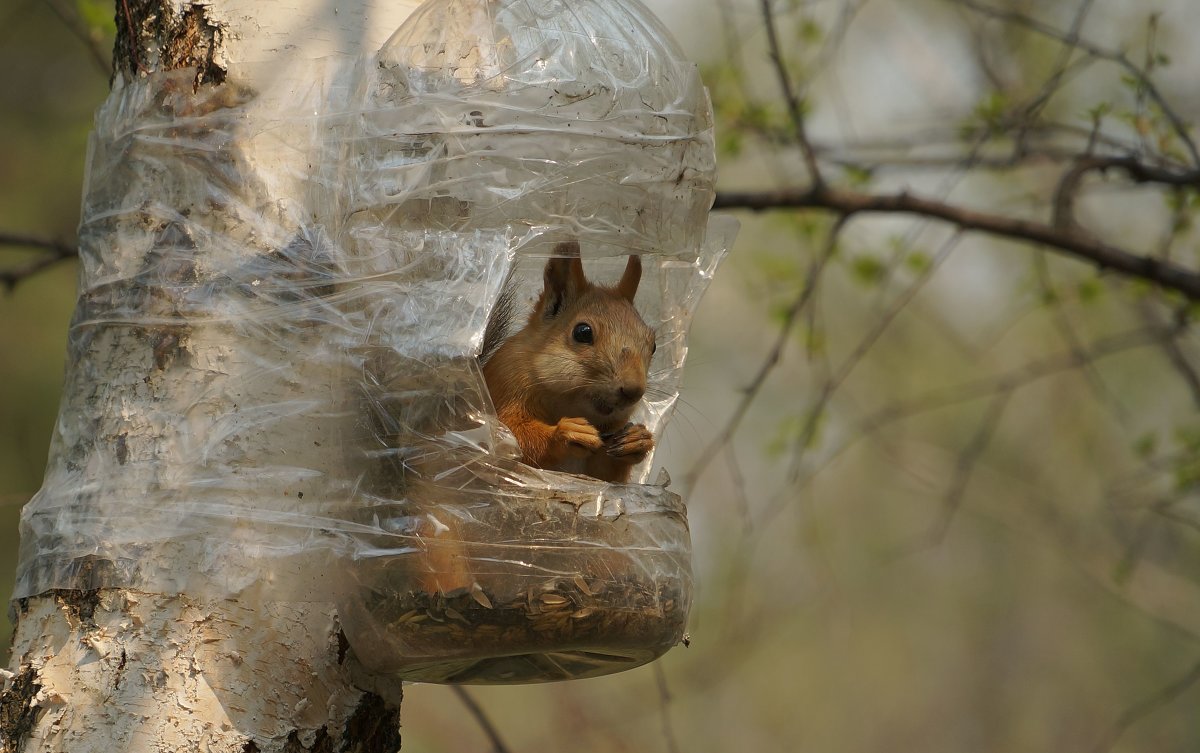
1092,655,1200,753
776,324,1173,536
683,216,846,491
1054,156,1200,230
763,233,961,524
857,326,1170,435
924,387,1013,547
953,0,1200,168
0,232,78,291
451,686,512,753
1013,0,1097,148
713,186,1200,300
759,0,824,189
0,232,77,257
43,0,112,77
653,663,683,753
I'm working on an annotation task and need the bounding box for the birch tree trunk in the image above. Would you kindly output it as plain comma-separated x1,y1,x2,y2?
1,2,422,751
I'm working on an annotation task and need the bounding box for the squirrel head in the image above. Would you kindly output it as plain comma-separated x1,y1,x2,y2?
523,241,656,433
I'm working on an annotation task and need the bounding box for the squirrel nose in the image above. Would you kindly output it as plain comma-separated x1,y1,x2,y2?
618,382,645,404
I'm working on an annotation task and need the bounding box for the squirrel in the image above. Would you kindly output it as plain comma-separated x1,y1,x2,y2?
481,241,656,483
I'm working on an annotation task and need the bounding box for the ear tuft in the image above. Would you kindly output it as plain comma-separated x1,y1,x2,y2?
540,241,589,319
615,254,642,303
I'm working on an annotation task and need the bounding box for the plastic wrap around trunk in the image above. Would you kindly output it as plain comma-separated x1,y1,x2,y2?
15,0,735,683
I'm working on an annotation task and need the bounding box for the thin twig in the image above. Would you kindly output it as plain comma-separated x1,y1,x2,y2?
0,232,78,291
1092,656,1200,753
736,121,1139,167
922,388,1013,547
772,325,1172,534
0,232,77,257
775,232,961,506
724,447,754,537
1152,503,1200,537
42,0,111,76
1140,301,1200,408
451,687,512,753
653,663,682,753
760,0,824,189
683,217,846,491
858,327,1168,435
953,0,1200,168
1013,0,1097,149
1031,252,1129,423
714,0,745,74
1053,155,1200,231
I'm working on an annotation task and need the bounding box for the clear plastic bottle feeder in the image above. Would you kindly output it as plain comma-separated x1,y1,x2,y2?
13,0,732,686
333,0,735,683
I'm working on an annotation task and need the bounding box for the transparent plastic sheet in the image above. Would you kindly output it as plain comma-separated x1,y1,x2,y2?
15,0,736,683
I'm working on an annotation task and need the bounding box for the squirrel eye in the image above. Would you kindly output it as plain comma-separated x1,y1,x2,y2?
572,322,594,344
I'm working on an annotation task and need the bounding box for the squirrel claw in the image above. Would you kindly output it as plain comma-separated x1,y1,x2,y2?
606,423,653,461
600,422,634,442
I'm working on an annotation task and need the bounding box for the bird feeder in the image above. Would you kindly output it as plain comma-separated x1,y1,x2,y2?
333,0,734,683
14,0,733,687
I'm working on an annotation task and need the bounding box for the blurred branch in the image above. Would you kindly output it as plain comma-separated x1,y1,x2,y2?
451,687,512,753
760,0,824,189
1092,656,1200,753
786,326,1174,528
731,119,1140,169
1140,301,1200,408
1153,503,1200,537
724,447,754,536
713,185,1200,300
1031,252,1129,422
812,0,868,76
43,0,112,76
683,217,846,491
859,327,1170,434
768,232,960,518
953,0,1200,168
653,664,682,753
1053,156,1200,231
1011,0,1096,150
922,388,1013,547
0,232,78,291
714,0,745,76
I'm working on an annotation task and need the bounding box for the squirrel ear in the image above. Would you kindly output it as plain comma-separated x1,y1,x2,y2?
615,254,642,303
541,241,588,318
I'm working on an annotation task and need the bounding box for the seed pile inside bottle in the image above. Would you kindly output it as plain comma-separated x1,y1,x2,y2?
370,572,685,655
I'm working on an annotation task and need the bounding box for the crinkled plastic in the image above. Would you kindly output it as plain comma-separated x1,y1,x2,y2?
15,0,735,683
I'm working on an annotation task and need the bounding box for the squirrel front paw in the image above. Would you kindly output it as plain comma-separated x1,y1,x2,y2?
604,423,653,464
553,416,603,455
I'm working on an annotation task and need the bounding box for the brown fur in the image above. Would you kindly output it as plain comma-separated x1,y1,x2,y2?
483,242,656,482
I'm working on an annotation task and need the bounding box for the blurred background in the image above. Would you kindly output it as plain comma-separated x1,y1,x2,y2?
4,1,1200,751
0,0,108,653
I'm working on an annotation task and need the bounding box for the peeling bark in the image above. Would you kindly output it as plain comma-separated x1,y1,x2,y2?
114,1,227,87
0,666,43,749
1,592,401,753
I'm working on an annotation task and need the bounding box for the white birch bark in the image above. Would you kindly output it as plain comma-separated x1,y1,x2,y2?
2,2,421,751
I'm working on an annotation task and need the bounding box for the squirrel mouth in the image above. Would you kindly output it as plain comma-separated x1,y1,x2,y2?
591,399,630,433
591,396,619,420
